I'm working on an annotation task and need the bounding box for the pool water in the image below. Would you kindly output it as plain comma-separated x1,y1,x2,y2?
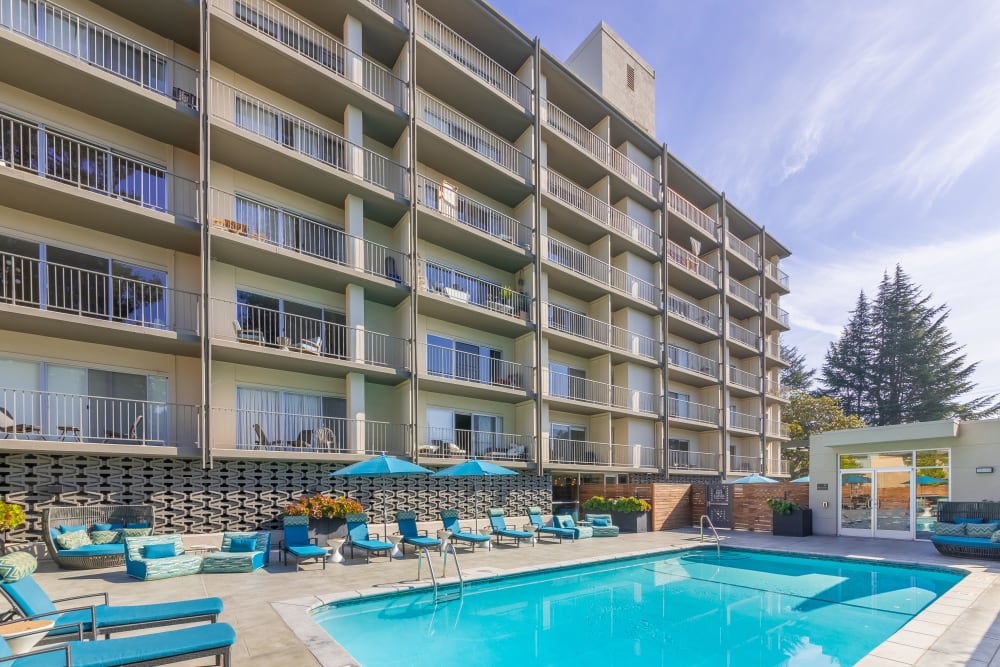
312,548,962,666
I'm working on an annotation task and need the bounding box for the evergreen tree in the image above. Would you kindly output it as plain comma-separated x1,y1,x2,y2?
821,292,874,418
780,344,814,392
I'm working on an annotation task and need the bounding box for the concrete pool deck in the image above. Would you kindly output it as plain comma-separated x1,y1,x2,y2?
23,530,1000,666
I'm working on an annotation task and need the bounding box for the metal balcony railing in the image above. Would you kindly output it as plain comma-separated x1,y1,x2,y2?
765,340,790,362
0,111,198,218
367,0,407,24
547,436,658,468
419,427,531,461
766,301,791,327
728,367,760,391
210,79,408,197
669,449,719,471
667,345,718,378
728,279,761,308
547,369,658,414
668,398,718,425
666,188,717,238
424,343,528,390
0,251,200,335
218,299,408,370
544,170,658,252
728,322,760,349
421,260,531,321
542,101,660,200
666,294,719,331
545,237,660,306
415,6,531,110
727,232,760,267
209,189,408,284
729,455,760,474
766,458,790,475
729,410,761,433
415,175,531,250
666,240,718,284
766,421,791,439
765,260,790,290
0,387,199,447
217,0,407,109
765,378,786,398
547,303,659,361
1,0,199,109
417,91,530,178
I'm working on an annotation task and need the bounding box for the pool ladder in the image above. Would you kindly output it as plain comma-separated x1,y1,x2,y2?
699,515,721,559
420,545,464,604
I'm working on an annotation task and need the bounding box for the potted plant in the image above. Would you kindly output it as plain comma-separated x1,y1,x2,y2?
0,500,26,555
766,497,812,537
444,283,469,303
490,286,515,315
283,493,362,539
583,495,652,533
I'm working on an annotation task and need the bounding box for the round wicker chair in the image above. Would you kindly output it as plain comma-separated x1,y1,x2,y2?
42,505,155,569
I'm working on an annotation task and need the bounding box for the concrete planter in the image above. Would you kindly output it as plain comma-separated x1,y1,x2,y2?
310,517,347,540
772,509,812,537
610,510,650,533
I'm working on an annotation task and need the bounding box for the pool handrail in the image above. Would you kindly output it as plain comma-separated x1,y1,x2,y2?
700,515,721,559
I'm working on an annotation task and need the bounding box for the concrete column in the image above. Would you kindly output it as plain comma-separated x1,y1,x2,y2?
346,372,366,455
344,104,364,179
344,15,363,87
346,282,365,363
344,194,365,272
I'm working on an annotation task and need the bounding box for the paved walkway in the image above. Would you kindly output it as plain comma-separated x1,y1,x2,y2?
25,530,1000,666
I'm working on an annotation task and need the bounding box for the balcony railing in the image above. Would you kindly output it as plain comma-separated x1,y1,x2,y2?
765,340,789,362
210,79,408,197
668,398,718,425
367,0,407,24
209,189,408,284
765,378,786,398
417,91,530,178
728,367,759,391
669,449,719,471
727,232,760,267
214,407,406,456
766,301,790,327
0,111,198,219
545,237,659,306
0,387,198,447
548,370,658,414
544,170,658,252
1,0,199,109
728,279,761,308
542,101,660,200
666,188,717,238
729,455,760,474
547,303,659,361
667,294,719,332
667,345,718,378
1,251,200,335
547,437,658,468
415,6,531,110
422,260,530,321
728,322,760,349
766,421,791,439
766,459,790,475
218,299,409,370
415,175,531,250
216,0,406,109
765,260,790,290
729,410,761,433
419,427,531,461
425,344,528,390
666,240,718,284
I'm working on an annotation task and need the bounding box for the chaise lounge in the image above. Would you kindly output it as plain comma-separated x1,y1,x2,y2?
527,507,576,543
395,511,441,555
440,509,492,552
123,534,204,581
583,513,621,537
486,508,534,547
201,531,271,573
345,513,394,563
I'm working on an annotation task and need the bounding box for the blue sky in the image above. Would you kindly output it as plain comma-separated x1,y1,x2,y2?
491,0,1000,397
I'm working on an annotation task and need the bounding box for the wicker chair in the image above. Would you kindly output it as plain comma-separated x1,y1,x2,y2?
42,505,155,569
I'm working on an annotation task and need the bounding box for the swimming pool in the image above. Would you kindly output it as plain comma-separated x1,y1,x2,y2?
312,548,962,666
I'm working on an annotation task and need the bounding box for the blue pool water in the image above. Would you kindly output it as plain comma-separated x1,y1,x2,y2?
312,548,962,666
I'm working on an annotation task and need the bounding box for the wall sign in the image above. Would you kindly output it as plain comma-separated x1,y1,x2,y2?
816,483,829,491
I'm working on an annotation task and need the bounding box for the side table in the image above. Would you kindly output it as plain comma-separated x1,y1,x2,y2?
187,545,220,555
0,619,55,655
387,534,405,559
326,537,345,564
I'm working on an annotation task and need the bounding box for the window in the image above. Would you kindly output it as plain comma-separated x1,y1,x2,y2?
668,391,690,418
235,290,346,356
550,423,587,463
669,438,690,468
626,64,635,91
236,386,345,450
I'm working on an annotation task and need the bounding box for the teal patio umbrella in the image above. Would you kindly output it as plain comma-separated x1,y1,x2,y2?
724,473,778,484
331,454,433,540
432,458,517,531
791,476,809,483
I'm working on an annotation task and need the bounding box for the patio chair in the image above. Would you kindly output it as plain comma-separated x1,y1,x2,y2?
279,516,327,571
395,511,441,555
345,513,393,563
298,336,322,354
314,426,337,451
583,513,621,537
105,414,143,443
0,407,38,439
486,508,535,547
527,507,576,543
232,319,262,344
440,509,492,552
252,423,272,450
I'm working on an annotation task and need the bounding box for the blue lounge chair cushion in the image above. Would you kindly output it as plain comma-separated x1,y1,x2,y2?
403,536,440,548
931,535,1000,548
59,524,87,533
287,544,327,558
229,537,257,553
592,518,609,526
396,511,441,548
92,523,123,531
49,598,226,637
143,543,176,559
127,522,151,529
953,517,983,524
57,544,125,557
351,538,393,552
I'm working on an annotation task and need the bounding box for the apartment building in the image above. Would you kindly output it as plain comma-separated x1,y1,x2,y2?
0,0,791,500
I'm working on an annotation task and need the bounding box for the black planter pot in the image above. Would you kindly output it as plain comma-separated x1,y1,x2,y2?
610,511,650,533
309,517,347,539
772,509,812,537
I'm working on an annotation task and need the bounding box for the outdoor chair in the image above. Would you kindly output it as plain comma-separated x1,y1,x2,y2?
527,507,576,543
298,336,322,354
232,319,262,344
279,516,327,570
345,513,393,563
201,531,271,573
486,508,534,547
583,513,621,537
313,426,337,451
252,424,272,450
554,515,593,540
440,509,492,551
395,511,441,555
105,414,143,443
0,407,38,439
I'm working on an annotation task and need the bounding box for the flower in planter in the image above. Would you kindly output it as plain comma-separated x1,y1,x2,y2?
581,496,613,512
0,501,25,532
283,493,362,519
611,496,651,513
766,497,801,515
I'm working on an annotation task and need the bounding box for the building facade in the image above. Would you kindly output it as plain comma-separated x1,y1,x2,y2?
0,0,791,508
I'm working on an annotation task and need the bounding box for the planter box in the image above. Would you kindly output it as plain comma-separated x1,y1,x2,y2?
772,509,812,537
610,510,650,533
309,517,347,540
444,288,469,303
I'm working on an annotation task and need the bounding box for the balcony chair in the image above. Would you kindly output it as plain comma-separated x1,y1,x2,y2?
252,424,272,450
297,336,322,354
232,319,262,344
0,407,38,439
313,426,338,451
394,511,441,555
486,508,535,547
105,414,143,444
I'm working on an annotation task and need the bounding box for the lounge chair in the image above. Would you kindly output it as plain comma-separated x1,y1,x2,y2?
0,407,38,439
554,515,593,540
201,531,271,573
0,552,223,641
440,509,492,552
252,423,272,450
527,506,576,543
279,516,327,570
395,511,441,555
105,414,143,444
486,508,534,547
232,319,261,344
298,336,322,354
583,513,621,537
345,513,393,563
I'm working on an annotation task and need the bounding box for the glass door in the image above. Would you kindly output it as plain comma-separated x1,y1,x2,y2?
839,471,873,537
875,469,913,539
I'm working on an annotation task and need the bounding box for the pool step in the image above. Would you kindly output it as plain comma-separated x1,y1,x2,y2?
435,585,463,603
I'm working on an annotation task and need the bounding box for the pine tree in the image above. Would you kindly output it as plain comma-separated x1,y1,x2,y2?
821,292,874,419
780,344,814,392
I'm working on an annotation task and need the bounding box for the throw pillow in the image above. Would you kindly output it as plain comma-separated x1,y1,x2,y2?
230,537,257,553
117,528,152,542
0,552,38,583
90,530,120,545
558,516,575,528
966,523,999,539
991,530,1000,544
143,543,176,559
934,522,965,536
126,522,150,529
953,517,984,524
59,524,87,533
92,523,123,531
592,518,609,527
56,530,93,550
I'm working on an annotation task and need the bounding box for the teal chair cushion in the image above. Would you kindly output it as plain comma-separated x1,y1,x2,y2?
953,517,983,524
92,522,123,531
1,575,57,615
288,545,327,558
45,597,225,637
143,543,176,559
592,518,609,526
59,524,87,533
229,537,257,553
58,544,125,557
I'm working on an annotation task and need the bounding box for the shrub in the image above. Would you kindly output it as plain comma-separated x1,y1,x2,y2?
0,501,25,532
582,496,651,513
283,494,362,519
766,498,800,515
581,496,613,512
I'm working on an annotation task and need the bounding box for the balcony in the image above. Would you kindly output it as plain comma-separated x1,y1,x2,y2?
727,321,760,354
208,79,408,223
543,170,658,256
667,398,718,428
0,111,199,251
667,345,718,386
728,367,760,395
666,294,719,341
727,232,760,270
766,458,791,476
666,188,717,240
666,240,718,297
729,410,761,434
765,301,791,330
765,340,791,367
0,251,199,353
419,260,531,335
765,378,789,402
423,344,529,400
547,437,658,469
0,387,199,449
544,237,660,311
668,448,720,472
211,407,407,457
729,455,760,474
766,421,791,440
765,260,790,293
546,303,659,364
727,278,762,314
419,427,531,463
542,100,660,203
547,370,658,416
0,0,199,149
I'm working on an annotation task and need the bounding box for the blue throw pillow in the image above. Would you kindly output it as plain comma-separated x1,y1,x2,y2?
593,518,609,527
143,543,176,559
559,516,575,528
127,522,150,529
59,524,87,533
92,523,114,532
230,537,257,553
953,517,983,524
